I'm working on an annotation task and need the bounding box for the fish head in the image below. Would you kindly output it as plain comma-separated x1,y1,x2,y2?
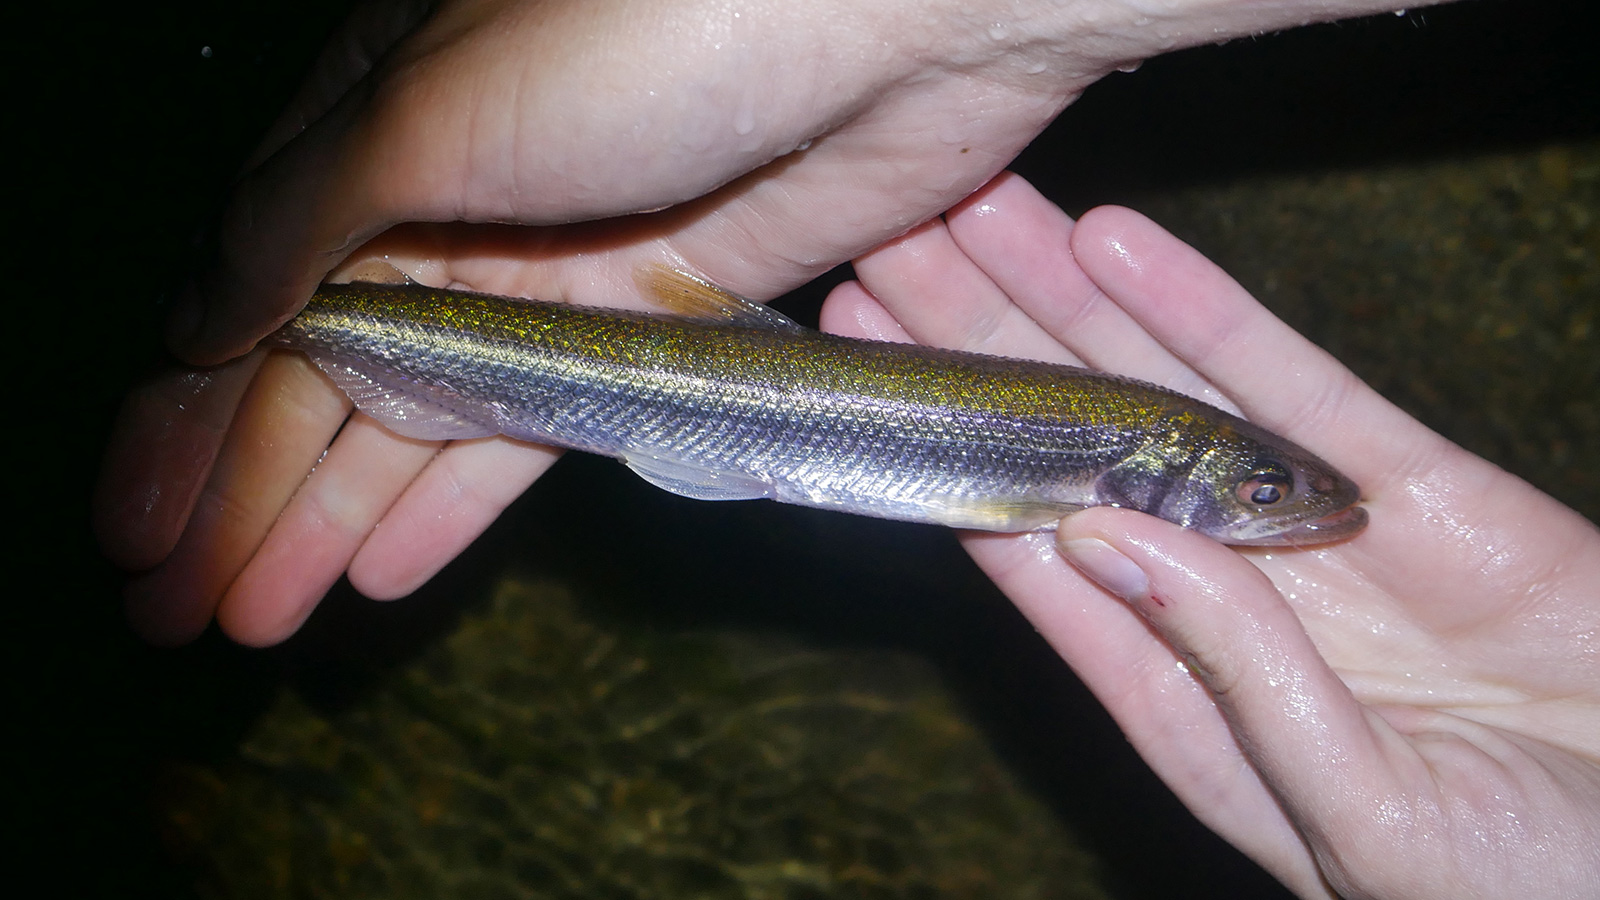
1158,423,1367,546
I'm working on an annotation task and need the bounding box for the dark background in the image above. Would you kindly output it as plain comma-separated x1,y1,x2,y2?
13,1,1597,897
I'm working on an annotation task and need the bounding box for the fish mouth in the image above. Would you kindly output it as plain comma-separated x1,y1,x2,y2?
1224,503,1368,546
1270,504,1369,546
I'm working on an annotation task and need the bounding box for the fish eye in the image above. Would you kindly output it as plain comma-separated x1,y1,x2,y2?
1237,470,1292,507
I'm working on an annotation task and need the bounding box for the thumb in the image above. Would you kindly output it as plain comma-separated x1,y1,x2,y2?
1056,507,1399,894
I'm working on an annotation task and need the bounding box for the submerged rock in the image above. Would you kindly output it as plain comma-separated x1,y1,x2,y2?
159,578,1111,900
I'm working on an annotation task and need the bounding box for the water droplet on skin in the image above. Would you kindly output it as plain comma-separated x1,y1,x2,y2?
935,118,971,145
987,22,1008,40
1106,237,1141,274
1117,60,1142,74
732,100,756,136
1023,60,1047,75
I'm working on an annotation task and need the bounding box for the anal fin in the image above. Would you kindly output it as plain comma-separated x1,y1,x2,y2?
922,496,1083,533
622,452,774,501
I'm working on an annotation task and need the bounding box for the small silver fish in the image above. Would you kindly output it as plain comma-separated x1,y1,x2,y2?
270,270,1366,545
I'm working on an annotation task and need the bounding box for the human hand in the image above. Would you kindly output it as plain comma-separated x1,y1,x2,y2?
820,172,1600,899
95,0,1445,646
98,0,1093,645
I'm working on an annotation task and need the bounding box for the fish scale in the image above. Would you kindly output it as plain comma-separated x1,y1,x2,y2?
271,279,1366,543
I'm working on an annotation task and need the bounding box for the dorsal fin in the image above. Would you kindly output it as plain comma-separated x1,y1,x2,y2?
332,259,415,286
633,264,804,331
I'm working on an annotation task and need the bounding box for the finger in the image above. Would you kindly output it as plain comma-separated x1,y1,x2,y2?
216,413,441,647
850,213,1077,364
346,436,562,600
945,174,1237,412
124,352,352,646
1070,206,1420,461
1056,506,1410,897
817,281,914,344
959,528,1215,713
93,352,263,571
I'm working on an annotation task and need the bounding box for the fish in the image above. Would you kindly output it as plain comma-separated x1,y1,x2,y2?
269,269,1367,545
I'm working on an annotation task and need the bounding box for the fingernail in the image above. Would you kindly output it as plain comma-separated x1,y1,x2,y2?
1062,538,1149,602
165,282,206,354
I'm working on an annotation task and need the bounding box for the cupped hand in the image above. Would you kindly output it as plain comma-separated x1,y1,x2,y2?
819,172,1600,899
